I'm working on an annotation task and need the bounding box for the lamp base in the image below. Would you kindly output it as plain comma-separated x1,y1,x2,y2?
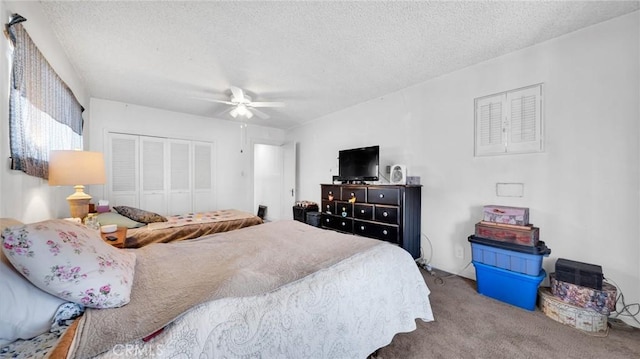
67,185,92,219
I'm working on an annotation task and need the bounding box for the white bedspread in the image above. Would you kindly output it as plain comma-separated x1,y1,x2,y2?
93,243,434,358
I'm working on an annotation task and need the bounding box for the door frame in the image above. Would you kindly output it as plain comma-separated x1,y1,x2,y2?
250,138,297,221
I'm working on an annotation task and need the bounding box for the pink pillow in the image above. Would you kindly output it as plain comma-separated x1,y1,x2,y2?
1,219,136,309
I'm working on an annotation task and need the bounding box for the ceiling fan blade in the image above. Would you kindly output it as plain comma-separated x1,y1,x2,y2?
229,86,245,102
192,96,235,105
250,108,270,120
249,101,285,108
216,106,235,117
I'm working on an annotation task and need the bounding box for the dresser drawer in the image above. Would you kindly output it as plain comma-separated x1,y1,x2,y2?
354,204,374,220
322,214,353,232
321,200,335,215
354,220,399,244
341,187,366,202
321,185,340,201
335,201,353,218
374,205,399,224
368,187,400,205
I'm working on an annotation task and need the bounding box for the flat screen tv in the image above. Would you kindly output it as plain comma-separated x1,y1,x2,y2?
338,145,379,182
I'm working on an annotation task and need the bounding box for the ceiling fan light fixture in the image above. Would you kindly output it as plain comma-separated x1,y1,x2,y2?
245,110,253,119
229,108,239,118
236,104,248,116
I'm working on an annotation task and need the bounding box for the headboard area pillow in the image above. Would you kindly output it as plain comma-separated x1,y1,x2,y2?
96,212,145,229
0,219,66,345
1,219,136,309
113,206,167,224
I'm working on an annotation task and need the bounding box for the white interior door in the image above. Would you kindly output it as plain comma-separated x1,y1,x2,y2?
254,144,282,221
253,142,296,221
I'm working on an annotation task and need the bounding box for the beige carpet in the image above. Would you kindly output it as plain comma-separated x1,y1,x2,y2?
376,268,640,359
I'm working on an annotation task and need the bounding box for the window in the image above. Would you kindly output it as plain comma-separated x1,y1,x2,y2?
6,16,84,179
474,84,543,156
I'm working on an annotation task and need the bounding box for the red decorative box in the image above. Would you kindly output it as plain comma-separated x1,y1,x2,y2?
475,221,539,247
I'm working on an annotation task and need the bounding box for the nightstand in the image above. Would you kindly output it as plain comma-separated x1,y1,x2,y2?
100,227,127,248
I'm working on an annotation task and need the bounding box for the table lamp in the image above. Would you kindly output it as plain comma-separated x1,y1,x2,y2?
48,150,106,219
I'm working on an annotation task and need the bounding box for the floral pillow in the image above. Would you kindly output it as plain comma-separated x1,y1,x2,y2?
113,206,167,224
1,219,136,309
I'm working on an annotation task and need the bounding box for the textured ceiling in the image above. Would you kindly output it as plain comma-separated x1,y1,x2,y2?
38,1,639,129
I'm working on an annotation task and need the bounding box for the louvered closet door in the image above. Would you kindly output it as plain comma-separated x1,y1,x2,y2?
193,141,215,212
168,139,192,216
140,137,167,215
108,133,139,208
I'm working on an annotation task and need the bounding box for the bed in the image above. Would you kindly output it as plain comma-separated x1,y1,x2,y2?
1,219,433,358
102,209,264,248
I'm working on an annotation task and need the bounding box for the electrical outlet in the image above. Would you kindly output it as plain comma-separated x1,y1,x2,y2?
455,245,464,259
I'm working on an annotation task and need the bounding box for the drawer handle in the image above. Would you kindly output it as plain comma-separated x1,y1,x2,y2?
360,209,365,214
383,229,388,235
325,218,330,223
341,222,346,227
379,194,384,198
360,225,365,230
383,211,388,217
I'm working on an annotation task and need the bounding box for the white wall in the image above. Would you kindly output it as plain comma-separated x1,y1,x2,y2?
87,99,285,214
288,11,640,323
0,1,89,222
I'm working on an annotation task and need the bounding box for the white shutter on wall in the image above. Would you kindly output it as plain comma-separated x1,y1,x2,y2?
475,94,506,156
506,85,542,153
475,84,543,156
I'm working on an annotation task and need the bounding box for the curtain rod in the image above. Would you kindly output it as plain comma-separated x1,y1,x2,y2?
4,13,27,43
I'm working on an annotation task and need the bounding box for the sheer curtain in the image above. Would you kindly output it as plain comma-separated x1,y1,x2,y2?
6,15,84,179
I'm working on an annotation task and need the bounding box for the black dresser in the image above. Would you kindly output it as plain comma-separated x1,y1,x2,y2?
320,184,421,259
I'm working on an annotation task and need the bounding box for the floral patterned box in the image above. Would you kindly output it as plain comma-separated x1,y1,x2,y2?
482,205,530,226
549,273,616,315
538,287,608,334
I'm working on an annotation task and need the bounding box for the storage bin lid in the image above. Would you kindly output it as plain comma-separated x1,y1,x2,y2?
468,235,551,256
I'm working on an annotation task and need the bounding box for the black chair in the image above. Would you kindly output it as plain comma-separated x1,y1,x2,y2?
257,205,267,220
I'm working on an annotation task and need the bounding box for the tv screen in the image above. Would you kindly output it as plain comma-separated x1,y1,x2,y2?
338,145,379,182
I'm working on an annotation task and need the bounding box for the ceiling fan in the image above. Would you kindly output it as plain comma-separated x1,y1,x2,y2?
202,86,285,120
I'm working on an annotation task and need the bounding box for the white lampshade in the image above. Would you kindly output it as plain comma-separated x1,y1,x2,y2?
48,150,106,219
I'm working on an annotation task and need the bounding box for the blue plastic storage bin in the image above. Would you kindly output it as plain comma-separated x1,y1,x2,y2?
469,237,549,276
473,261,546,311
